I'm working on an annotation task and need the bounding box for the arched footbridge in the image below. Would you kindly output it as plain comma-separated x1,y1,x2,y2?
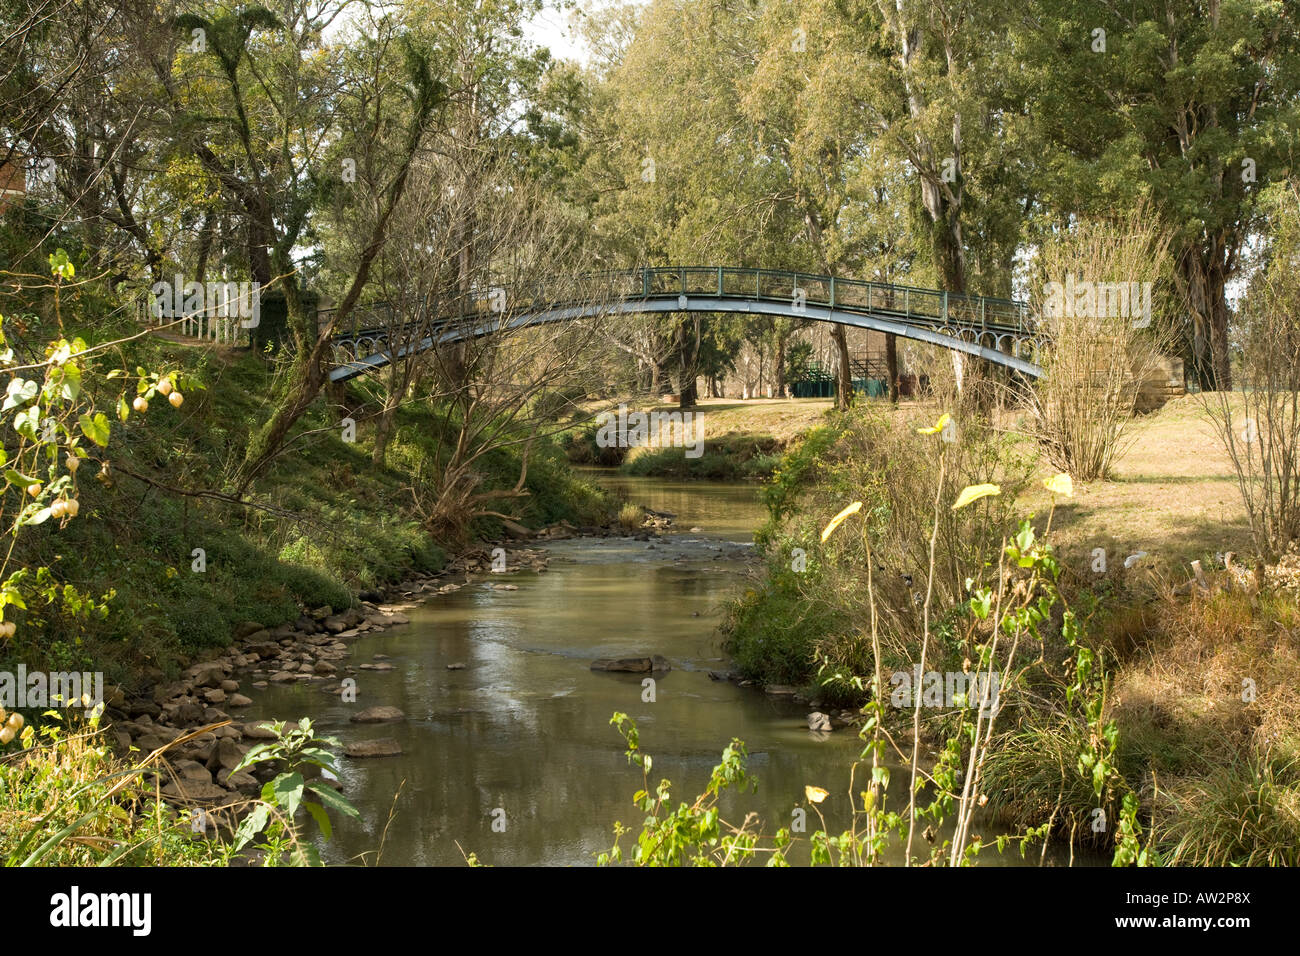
326,267,1045,383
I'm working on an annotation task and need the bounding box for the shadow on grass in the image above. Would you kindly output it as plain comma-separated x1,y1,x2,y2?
1041,501,1253,569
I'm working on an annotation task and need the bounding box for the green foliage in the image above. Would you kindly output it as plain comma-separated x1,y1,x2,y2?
0,710,228,867
1155,755,1299,867
722,548,847,693
230,718,360,867
754,422,847,550
597,712,769,867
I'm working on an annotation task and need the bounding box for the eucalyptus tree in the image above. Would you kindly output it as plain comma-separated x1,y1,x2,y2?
0,0,177,281
583,0,826,404
814,0,1036,399
147,2,446,488
1013,0,1300,390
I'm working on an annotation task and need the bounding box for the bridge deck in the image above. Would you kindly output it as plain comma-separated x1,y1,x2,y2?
325,267,1043,382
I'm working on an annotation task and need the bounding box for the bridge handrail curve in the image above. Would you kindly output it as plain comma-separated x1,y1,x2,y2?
322,266,1033,339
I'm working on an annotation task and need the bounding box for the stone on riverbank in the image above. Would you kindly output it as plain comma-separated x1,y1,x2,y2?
161,779,229,802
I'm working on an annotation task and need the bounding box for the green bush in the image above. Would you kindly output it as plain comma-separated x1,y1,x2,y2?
722,553,847,692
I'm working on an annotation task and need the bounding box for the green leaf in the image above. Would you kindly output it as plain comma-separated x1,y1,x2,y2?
271,771,304,817
306,780,360,819
232,804,271,851
78,412,110,447
303,800,332,840
23,507,52,527
4,468,38,487
230,742,276,774
12,406,39,439
59,363,81,401
3,378,37,411
117,395,130,423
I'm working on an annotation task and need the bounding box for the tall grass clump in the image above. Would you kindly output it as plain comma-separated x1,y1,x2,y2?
726,397,1034,696
1024,205,1175,480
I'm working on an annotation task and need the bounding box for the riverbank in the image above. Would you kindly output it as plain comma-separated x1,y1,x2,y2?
0,321,619,863
1,326,612,690
563,397,833,479
719,398,1300,865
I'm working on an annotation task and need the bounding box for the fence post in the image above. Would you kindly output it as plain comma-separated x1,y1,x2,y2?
829,276,835,308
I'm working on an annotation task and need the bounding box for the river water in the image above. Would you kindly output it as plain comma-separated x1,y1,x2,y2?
245,472,1078,866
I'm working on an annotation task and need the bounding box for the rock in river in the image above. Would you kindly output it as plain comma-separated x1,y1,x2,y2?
345,738,402,758
807,711,833,731
590,655,671,673
350,706,406,724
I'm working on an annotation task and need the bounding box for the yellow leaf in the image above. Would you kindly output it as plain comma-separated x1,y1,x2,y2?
1043,472,1074,497
916,413,951,435
820,501,863,542
951,484,1001,510
805,786,829,804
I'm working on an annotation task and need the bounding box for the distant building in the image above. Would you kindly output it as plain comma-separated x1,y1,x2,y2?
0,156,26,214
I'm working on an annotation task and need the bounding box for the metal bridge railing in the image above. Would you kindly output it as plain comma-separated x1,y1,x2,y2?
328,266,1033,342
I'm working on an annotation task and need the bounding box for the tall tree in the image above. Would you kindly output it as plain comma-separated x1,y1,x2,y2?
1017,0,1300,389
151,3,446,488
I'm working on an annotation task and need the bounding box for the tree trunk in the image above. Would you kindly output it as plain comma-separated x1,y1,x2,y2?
886,333,899,402
372,403,397,466
679,378,698,408
832,324,853,410
1178,245,1233,390
676,315,700,408
775,335,786,398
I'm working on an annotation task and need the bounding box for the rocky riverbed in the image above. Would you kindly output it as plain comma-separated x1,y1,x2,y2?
102,540,558,834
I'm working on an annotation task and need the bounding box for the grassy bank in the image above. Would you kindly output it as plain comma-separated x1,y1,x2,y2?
3,311,611,690
563,397,832,479
720,397,1300,865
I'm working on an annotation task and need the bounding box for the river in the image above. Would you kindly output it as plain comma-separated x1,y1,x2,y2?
244,471,1082,866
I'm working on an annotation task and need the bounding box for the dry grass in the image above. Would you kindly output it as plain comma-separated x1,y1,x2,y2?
579,396,834,443
598,389,1251,569
1113,589,1300,768
1105,589,1300,865
1006,394,1253,571
853,392,1251,570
